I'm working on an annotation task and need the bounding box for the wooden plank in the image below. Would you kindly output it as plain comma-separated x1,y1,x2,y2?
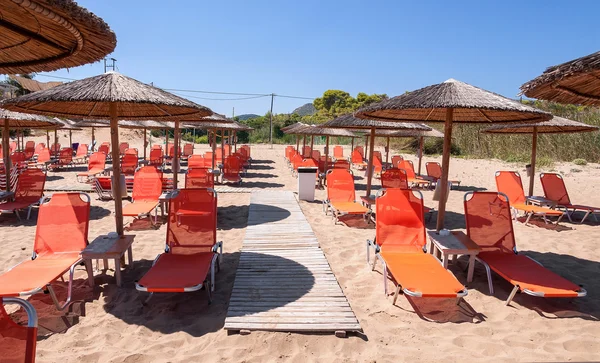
224,191,361,334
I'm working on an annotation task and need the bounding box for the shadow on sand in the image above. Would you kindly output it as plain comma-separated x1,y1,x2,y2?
101,251,314,336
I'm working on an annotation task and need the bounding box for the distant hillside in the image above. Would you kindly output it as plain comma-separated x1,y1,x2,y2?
293,103,316,116
236,114,260,121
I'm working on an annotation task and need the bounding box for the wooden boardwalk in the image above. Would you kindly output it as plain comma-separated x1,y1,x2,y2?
224,191,361,335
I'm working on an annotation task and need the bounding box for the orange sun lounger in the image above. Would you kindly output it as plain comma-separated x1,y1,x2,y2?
425,162,461,188
397,160,431,188
135,188,221,303
222,155,242,184
76,152,107,182
381,168,409,189
0,193,91,310
1,297,38,363
367,188,467,304
122,166,163,224
333,145,344,159
464,191,586,305
324,169,370,224
495,171,564,225
540,172,600,223
351,149,367,169
0,168,46,220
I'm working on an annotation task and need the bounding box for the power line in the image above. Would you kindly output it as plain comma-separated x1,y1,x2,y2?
171,92,270,101
162,88,269,97
275,94,315,100
36,74,77,81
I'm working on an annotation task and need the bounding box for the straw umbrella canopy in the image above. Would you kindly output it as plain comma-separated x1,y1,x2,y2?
483,117,599,196
286,125,358,171
321,114,431,196
51,117,82,149
184,117,245,170
520,51,600,106
0,0,117,74
355,78,552,230
1,108,60,191
1,71,213,236
281,122,309,153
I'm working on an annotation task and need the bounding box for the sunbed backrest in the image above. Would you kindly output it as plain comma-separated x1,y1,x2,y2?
540,173,571,205
381,168,409,189
186,168,214,189
149,149,163,166
391,155,403,167
188,155,205,168
121,154,138,175
464,191,516,253
355,146,364,158
119,142,129,155
25,141,35,149
125,148,138,156
10,152,26,164
50,143,60,154
98,144,109,155
224,144,231,156
59,148,73,163
426,162,442,180
351,150,363,164
311,150,320,161
183,143,194,156
333,160,350,170
37,149,50,163
224,155,242,175
373,151,382,160
398,160,416,179
333,146,343,158
76,144,88,157
23,147,34,160
15,169,46,203
35,143,45,154
302,146,311,158
239,147,249,161
495,171,526,205
167,188,217,254
0,299,37,363
88,152,106,170
132,166,163,202
326,169,356,203
376,188,425,249
34,192,89,255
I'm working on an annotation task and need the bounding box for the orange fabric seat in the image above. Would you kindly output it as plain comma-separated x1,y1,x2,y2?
0,253,81,296
123,201,158,216
137,253,213,292
380,252,466,297
477,252,580,297
511,202,563,216
330,201,370,215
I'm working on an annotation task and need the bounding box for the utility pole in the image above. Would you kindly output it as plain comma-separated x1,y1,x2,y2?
232,107,235,119
104,57,117,73
269,93,274,149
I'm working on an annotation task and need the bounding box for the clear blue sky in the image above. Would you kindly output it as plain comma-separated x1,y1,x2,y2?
36,0,600,117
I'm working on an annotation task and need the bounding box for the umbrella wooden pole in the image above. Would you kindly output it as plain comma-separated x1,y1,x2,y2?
3,119,11,192
385,137,390,165
366,127,376,196
296,135,300,152
54,129,58,153
351,138,354,158
436,108,454,231
69,130,72,149
109,103,124,236
91,127,95,150
529,127,538,197
310,136,314,154
221,128,225,164
211,130,216,169
143,128,147,160
173,122,180,188
417,136,424,175
165,129,169,157
233,131,237,152
46,130,50,149
364,135,369,158
325,136,330,171
302,136,306,156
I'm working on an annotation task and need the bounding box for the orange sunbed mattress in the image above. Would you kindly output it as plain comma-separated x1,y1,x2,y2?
331,201,370,215
380,251,465,297
478,252,580,297
0,253,81,296
512,203,563,216
123,201,158,216
137,253,213,292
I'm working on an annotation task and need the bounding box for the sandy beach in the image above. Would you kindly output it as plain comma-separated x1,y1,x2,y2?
2,129,600,363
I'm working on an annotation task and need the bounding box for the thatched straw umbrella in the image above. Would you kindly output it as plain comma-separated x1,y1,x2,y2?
281,122,309,153
387,128,444,173
355,78,552,230
483,117,599,196
0,0,116,74
51,118,82,149
1,71,212,236
321,114,431,196
1,108,60,190
520,51,600,106
287,125,358,171
75,120,110,151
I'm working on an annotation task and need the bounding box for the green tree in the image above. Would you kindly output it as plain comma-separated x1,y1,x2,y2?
313,90,388,119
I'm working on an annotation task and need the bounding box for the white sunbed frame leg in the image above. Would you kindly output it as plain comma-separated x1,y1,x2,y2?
392,284,401,306
47,262,78,311
506,285,520,306
475,257,494,295
580,211,591,224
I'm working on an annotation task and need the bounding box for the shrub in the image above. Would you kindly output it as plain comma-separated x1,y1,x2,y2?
573,158,587,166
196,135,208,144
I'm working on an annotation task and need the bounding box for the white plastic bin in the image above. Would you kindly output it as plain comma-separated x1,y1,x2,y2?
112,174,128,199
297,167,318,201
